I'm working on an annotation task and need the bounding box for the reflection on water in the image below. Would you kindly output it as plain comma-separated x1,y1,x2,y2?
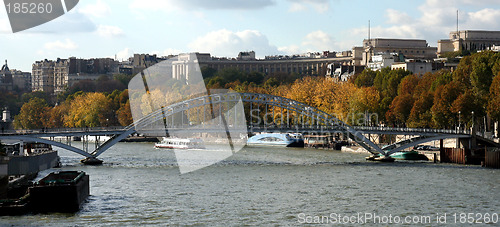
1,142,499,226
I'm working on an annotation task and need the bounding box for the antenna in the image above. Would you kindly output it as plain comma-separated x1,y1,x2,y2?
368,20,371,41
457,10,459,39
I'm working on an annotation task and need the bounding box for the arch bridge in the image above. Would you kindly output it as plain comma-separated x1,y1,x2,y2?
1,93,494,163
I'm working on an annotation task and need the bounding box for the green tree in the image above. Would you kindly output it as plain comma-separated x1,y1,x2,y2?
487,74,500,121
354,68,377,87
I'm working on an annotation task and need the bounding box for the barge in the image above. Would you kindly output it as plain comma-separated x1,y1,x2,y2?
30,171,89,213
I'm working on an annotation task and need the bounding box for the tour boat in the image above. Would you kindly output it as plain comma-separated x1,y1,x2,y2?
155,137,206,149
246,133,304,147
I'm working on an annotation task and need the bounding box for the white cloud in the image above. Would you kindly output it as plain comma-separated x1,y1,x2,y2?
44,39,78,50
278,45,301,54
79,0,112,18
287,0,330,13
116,48,133,61
37,39,79,56
386,9,413,25
188,29,280,58
466,8,500,28
278,30,336,54
97,25,124,38
302,30,335,51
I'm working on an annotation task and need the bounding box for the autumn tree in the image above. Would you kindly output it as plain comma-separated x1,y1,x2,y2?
431,81,463,128
65,93,112,127
13,97,50,129
117,100,133,126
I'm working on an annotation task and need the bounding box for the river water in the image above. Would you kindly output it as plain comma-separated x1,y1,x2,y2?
1,142,499,226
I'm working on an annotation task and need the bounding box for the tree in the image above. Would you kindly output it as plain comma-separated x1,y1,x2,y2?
431,81,463,128
386,94,413,126
13,97,50,129
354,68,377,87
65,93,112,127
47,103,69,128
117,100,133,126
407,91,434,128
487,74,500,121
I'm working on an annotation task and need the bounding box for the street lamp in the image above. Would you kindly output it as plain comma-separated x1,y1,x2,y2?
458,111,461,131
471,111,475,127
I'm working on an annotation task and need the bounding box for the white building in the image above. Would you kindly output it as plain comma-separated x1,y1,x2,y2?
391,61,433,75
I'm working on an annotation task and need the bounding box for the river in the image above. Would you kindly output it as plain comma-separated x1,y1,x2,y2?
1,142,499,226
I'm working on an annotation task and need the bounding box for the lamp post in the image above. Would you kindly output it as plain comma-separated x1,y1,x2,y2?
458,111,461,131
471,111,475,127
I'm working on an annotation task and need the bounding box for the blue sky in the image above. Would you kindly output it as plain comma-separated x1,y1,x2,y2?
1,0,500,71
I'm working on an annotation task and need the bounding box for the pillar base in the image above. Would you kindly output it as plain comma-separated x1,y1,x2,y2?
81,157,103,165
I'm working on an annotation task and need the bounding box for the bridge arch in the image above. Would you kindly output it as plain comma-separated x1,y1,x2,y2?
385,134,471,156
131,92,386,155
0,135,93,158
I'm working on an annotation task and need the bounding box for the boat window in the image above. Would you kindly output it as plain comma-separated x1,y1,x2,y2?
258,137,284,142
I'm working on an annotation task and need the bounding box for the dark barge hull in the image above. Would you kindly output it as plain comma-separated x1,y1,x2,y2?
30,171,89,213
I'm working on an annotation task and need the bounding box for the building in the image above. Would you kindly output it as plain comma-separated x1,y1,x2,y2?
32,59,55,93
354,38,437,66
32,57,119,93
11,70,31,92
0,60,13,91
366,53,402,71
391,61,433,75
438,30,500,56
130,54,168,75
192,52,352,77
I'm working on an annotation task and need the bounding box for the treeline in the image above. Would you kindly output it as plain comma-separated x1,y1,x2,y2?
13,90,132,129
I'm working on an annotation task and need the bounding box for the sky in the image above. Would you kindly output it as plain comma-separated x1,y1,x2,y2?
1,0,500,72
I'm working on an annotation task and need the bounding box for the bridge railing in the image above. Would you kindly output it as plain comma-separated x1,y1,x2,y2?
352,126,470,135
0,126,127,135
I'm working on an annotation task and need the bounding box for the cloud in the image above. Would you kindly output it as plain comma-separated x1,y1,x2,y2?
279,30,336,54
188,29,280,58
97,25,124,38
130,0,274,12
466,8,500,29
302,30,335,51
386,9,413,25
78,0,112,18
44,39,78,50
287,0,330,13
37,39,79,56
116,48,133,61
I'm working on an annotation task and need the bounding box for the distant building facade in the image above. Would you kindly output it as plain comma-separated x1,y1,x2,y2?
391,61,433,75
32,57,119,93
354,38,437,66
0,60,13,91
184,52,352,77
438,30,500,56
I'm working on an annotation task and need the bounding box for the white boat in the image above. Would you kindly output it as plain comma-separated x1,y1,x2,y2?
155,138,205,149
